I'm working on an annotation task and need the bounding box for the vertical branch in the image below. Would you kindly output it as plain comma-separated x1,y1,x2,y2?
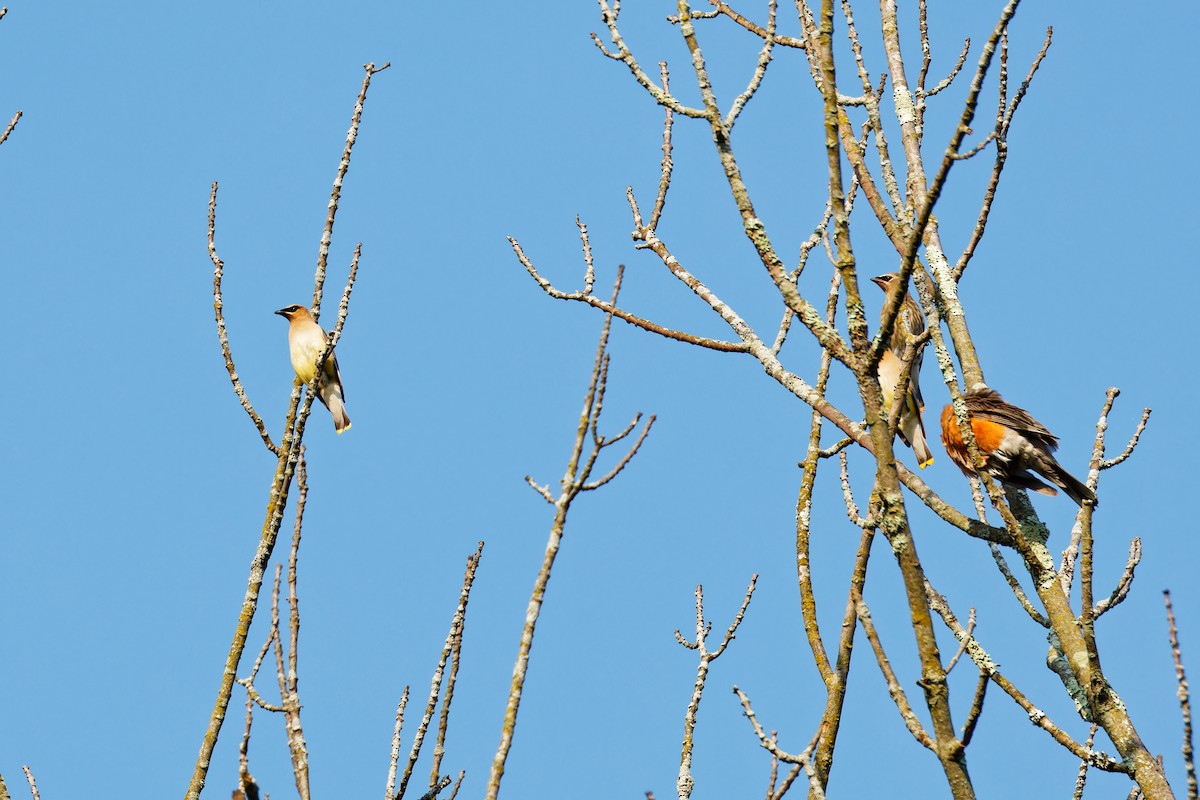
19,769,37,800
676,577,758,799
1165,592,1197,800
486,269,654,800
648,61,675,231
396,543,484,800
311,61,390,320
795,271,843,685
19,767,36,800
429,545,483,790
1072,725,1100,800
384,688,411,800
278,450,311,800
188,63,385,800
814,0,866,355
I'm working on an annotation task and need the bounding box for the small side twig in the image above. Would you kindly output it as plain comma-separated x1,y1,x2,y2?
1102,407,1152,470
945,608,976,673
837,451,873,528
1093,538,1141,618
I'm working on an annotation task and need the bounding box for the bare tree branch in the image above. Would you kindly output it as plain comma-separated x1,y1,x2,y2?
676,577,758,798
485,270,653,800
1165,591,1197,800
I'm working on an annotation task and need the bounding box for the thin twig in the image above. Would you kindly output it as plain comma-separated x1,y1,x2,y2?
1165,591,1197,800
1093,538,1141,618
852,587,934,748
20,768,38,800
511,238,747,352
648,62,674,231
311,61,390,319
925,584,1125,771
1102,407,1152,470
384,687,411,800
0,110,21,147
945,609,976,673
208,182,279,454
399,544,485,800
1072,724,1099,800
430,544,484,792
486,270,653,800
959,670,989,746
676,577,758,799
732,687,826,800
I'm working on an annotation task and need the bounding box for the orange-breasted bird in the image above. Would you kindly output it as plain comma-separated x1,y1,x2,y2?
275,304,351,434
871,273,934,468
939,388,1095,506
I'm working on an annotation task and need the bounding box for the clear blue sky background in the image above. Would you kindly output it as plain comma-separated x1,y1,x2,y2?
2,2,1196,798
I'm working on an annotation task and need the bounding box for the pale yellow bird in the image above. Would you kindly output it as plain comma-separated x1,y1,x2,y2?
274,304,351,434
871,273,932,468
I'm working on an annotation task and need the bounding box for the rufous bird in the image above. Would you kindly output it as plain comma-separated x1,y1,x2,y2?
871,273,933,468
940,388,1095,506
275,304,351,434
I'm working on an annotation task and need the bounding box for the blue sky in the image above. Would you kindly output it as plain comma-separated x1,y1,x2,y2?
2,2,1197,798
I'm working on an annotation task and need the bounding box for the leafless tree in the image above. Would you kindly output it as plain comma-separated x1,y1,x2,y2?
509,1,1185,798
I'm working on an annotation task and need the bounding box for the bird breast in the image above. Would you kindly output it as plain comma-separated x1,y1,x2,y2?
288,325,328,383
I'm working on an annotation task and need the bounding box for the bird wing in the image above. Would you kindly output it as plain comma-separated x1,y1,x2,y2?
330,352,345,402
965,389,1059,452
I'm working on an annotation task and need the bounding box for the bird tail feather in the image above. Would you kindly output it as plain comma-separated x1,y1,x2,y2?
900,393,934,468
1042,460,1096,507
329,395,351,434
320,383,351,434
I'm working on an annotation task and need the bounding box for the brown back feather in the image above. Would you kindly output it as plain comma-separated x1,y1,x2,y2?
963,388,1058,452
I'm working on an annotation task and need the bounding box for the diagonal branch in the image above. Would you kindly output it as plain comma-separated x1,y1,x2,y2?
208,181,279,455
0,109,21,147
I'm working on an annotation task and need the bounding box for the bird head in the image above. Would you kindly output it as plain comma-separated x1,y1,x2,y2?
870,273,900,292
274,304,310,321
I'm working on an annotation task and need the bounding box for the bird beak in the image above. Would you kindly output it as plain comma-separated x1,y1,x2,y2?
870,275,889,288
274,308,289,317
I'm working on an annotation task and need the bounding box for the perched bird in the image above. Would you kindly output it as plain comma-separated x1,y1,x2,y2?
939,388,1095,507
275,304,351,434
871,272,933,468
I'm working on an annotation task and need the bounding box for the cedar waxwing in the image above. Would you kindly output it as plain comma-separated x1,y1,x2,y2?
939,388,1096,507
871,273,934,468
274,304,351,434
